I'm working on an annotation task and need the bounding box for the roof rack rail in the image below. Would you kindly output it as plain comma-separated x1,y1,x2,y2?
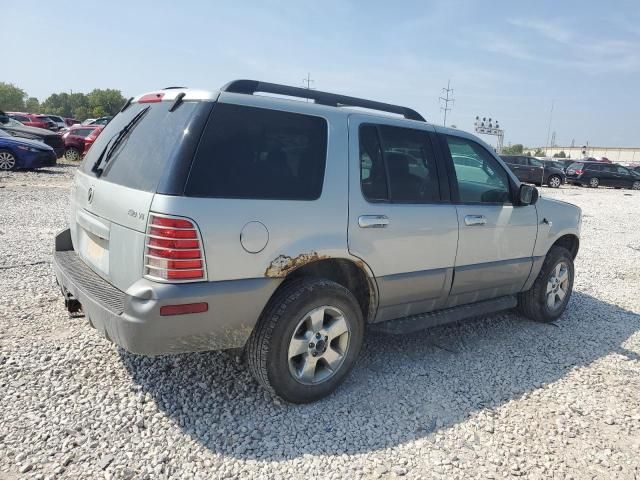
220,79,426,122
163,86,187,90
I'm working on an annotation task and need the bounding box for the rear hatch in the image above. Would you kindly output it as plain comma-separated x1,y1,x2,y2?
565,162,584,178
71,96,212,292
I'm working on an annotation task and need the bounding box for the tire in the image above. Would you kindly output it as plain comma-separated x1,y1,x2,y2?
632,181,640,190
589,177,599,188
64,147,81,162
0,149,17,170
247,278,364,403
518,246,574,323
548,175,562,188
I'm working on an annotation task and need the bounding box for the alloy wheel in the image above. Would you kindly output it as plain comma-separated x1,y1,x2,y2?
549,176,561,188
546,261,569,310
65,148,80,161
589,178,599,188
633,181,640,190
0,151,16,170
287,305,351,385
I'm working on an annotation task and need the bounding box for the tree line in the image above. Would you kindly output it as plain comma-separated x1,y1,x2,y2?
501,143,569,158
0,82,126,121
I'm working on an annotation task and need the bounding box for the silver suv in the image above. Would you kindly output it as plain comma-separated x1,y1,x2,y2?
53,80,581,403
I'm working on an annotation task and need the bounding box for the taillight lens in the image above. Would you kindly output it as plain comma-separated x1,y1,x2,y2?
144,214,206,282
575,169,583,175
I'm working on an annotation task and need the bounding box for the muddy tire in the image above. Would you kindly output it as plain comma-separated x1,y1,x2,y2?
247,278,364,403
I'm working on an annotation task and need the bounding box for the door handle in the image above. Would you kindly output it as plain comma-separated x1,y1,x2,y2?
464,215,487,226
358,215,389,228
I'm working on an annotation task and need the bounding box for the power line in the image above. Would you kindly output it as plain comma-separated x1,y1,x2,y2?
439,80,454,126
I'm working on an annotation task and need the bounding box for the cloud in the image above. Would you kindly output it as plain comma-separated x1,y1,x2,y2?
481,18,640,74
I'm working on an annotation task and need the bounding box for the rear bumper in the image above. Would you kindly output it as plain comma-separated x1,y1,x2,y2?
53,229,281,355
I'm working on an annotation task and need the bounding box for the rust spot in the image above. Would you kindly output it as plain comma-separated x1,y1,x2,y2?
265,252,328,278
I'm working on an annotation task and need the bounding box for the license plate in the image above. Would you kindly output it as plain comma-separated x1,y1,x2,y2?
85,234,106,263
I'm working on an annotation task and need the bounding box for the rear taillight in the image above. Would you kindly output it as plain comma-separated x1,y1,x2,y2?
575,169,583,175
144,214,206,282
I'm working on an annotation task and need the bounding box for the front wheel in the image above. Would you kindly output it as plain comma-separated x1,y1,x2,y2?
247,278,364,403
632,181,640,190
64,147,81,162
518,246,574,323
589,177,599,188
0,149,17,170
548,175,562,188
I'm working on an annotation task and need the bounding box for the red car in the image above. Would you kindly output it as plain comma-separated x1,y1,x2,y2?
7,112,57,130
62,125,104,161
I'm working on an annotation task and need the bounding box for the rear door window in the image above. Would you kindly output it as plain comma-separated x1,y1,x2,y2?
185,103,328,200
80,101,201,192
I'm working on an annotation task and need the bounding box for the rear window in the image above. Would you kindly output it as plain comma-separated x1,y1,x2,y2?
80,101,201,192
567,162,584,170
72,128,94,138
185,103,327,200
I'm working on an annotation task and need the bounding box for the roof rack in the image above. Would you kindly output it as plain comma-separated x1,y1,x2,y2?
220,79,426,122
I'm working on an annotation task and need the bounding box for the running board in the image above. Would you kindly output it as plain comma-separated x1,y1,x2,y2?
370,296,517,334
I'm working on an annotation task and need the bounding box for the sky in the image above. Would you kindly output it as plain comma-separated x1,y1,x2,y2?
4,0,640,147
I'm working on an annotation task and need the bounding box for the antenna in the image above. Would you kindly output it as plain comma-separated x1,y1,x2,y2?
439,80,455,126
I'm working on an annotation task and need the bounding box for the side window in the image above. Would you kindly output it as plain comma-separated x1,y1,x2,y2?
359,124,440,203
445,135,511,203
616,166,630,175
186,103,328,200
529,158,543,167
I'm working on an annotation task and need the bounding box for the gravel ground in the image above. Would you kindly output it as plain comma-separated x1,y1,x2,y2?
1,165,639,480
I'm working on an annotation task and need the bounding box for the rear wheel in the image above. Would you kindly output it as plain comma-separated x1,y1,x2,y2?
589,177,599,188
518,246,574,323
247,278,364,403
548,175,562,188
632,181,640,190
64,147,81,162
0,150,16,170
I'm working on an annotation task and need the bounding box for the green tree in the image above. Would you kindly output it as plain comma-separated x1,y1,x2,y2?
501,144,524,155
553,151,567,158
25,97,40,113
87,89,126,117
0,82,27,111
534,148,546,157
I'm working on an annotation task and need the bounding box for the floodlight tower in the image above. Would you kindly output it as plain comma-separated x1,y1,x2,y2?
474,116,504,153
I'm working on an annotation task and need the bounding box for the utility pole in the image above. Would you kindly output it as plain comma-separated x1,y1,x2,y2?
545,100,554,155
302,72,314,102
439,80,454,127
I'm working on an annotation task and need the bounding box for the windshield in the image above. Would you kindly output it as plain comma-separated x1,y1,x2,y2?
0,129,9,137
79,101,202,192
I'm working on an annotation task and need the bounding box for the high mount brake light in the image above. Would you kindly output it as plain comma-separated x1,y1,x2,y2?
138,92,165,103
144,214,205,282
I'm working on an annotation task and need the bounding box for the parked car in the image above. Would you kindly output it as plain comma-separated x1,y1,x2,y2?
44,115,67,131
53,81,582,403
89,116,112,126
81,118,96,125
553,159,575,172
500,155,565,188
0,111,65,157
7,113,56,130
83,126,103,155
65,118,81,127
62,125,103,161
0,128,57,170
566,161,640,189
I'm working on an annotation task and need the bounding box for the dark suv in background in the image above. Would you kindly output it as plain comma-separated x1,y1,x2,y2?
566,161,640,189
500,155,565,188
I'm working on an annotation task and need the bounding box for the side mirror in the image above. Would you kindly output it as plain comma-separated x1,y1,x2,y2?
518,184,539,205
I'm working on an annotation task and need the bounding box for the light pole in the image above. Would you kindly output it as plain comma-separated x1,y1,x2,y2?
474,116,504,153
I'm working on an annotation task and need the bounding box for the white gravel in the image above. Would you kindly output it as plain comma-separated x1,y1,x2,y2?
1,165,639,479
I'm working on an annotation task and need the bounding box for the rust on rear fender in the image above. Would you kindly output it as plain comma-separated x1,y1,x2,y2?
265,252,329,278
